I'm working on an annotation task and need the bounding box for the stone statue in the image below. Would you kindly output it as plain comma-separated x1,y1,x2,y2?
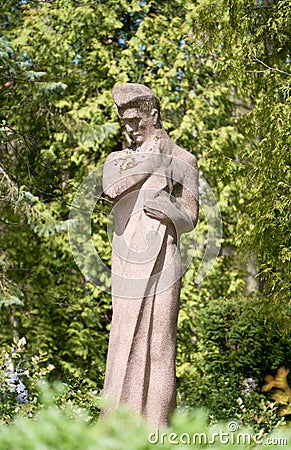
101,83,199,427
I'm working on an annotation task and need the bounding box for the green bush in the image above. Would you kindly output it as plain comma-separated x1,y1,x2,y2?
1,343,290,449
0,385,290,450
0,337,55,424
177,294,291,429
0,338,102,424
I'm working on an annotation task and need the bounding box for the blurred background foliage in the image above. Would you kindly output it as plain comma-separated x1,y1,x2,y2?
0,0,290,436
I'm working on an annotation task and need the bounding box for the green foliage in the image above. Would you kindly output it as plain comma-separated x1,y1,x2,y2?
191,0,291,325
177,294,290,423
0,337,54,424
236,395,286,434
0,0,290,430
0,384,290,449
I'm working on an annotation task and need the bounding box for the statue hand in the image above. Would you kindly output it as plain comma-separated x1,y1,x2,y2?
144,191,173,224
144,190,194,234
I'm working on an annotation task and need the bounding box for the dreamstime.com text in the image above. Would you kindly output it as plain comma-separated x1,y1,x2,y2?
148,422,288,446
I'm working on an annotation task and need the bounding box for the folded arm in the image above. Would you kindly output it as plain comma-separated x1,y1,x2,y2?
103,150,153,200
144,156,199,234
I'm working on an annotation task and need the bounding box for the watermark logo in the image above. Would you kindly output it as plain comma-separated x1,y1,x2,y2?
148,422,288,446
68,153,222,294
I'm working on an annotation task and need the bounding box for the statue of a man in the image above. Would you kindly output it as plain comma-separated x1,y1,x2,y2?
102,83,199,427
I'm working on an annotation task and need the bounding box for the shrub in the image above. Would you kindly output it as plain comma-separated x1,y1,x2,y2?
0,337,54,423
177,294,291,430
0,385,290,450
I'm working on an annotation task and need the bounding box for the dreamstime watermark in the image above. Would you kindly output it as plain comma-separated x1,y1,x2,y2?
148,422,288,446
68,154,222,293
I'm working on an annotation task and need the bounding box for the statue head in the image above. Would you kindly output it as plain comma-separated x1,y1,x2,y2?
112,83,162,146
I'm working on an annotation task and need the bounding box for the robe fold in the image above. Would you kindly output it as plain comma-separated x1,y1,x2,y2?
102,136,198,427
104,159,181,426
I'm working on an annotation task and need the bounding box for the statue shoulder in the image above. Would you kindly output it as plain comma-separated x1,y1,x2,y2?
158,131,197,168
172,143,198,168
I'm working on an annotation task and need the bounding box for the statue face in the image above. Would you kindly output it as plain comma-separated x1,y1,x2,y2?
121,108,158,146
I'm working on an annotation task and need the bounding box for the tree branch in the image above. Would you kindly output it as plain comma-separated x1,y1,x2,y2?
253,58,291,77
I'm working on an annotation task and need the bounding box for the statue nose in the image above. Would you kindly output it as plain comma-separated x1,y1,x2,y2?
126,124,134,133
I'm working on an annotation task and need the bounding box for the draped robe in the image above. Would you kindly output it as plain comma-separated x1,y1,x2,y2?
102,131,198,427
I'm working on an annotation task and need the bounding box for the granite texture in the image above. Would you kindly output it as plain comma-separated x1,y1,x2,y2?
101,83,199,427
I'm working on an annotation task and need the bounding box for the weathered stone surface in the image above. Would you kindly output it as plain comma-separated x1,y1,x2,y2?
101,83,199,427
